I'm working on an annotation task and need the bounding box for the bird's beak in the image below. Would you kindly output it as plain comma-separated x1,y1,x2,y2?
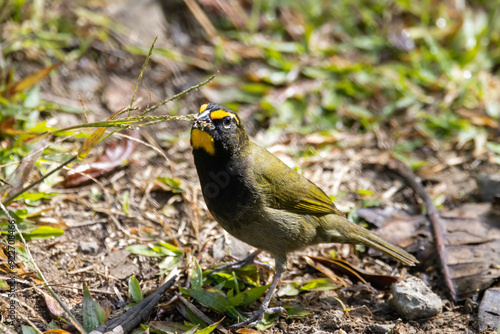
193,110,214,130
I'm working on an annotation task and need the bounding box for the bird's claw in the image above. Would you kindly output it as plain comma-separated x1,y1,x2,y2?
229,306,287,328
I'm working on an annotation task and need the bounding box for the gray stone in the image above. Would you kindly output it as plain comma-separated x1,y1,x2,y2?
212,234,254,261
323,310,346,330
476,174,500,201
103,249,139,279
391,276,442,320
77,241,99,254
369,323,396,334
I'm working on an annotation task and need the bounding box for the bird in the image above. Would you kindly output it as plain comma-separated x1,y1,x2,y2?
190,103,418,327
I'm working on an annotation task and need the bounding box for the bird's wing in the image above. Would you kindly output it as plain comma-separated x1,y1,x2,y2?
250,144,344,216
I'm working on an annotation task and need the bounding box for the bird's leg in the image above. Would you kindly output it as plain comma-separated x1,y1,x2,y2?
229,264,287,328
211,250,273,273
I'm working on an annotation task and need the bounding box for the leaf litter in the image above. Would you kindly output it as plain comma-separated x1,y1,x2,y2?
2,0,500,333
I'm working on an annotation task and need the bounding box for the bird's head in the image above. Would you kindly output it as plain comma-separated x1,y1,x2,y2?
191,103,248,156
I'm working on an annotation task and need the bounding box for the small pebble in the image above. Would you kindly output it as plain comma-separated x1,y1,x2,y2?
77,241,99,254
333,330,347,334
323,310,346,330
369,323,396,334
391,276,442,320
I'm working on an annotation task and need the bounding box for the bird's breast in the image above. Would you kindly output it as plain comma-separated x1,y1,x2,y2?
193,151,259,225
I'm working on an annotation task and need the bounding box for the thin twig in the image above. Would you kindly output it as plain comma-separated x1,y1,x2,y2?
140,74,216,116
129,36,158,114
89,276,178,334
386,158,456,300
51,114,195,135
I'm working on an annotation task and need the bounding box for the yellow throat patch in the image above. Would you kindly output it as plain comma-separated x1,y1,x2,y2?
191,129,215,155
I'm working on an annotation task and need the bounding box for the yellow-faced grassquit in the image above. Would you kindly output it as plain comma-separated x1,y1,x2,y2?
191,103,418,327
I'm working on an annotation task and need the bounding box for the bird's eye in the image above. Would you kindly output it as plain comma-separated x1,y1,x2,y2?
222,116,232,128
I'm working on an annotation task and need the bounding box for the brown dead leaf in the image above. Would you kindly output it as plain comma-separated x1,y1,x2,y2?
0,117,16,135
306,255,399,291
280,7,306,41
4,62,60,98
99,298,113,321
43,293,65,318
236,329,261,334
360,203,500,300
303,255,349,287
455,108,498,128
65,130,139,187
440,203,500,300
0,245,38,281
478,287,500,332
357,206,426,248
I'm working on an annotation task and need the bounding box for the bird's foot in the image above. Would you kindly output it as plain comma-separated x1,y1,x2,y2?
229,306,287,328
211,250,273,274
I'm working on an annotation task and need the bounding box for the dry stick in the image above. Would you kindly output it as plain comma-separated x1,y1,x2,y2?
0,202,86,333
89,275,177,334
386,158,456,301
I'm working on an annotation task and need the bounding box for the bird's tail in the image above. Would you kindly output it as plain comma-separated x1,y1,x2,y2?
320,215,418,266
354,228,418,266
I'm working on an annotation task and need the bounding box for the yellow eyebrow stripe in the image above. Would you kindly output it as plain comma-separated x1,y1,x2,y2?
210,109,231,120
210,109,239,125
199,104,208,113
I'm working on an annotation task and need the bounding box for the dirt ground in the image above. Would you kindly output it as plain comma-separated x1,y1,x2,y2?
3,1,500,333
9,118,498,333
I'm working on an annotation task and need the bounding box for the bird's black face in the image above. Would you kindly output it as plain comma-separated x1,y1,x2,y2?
191,103,247,156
